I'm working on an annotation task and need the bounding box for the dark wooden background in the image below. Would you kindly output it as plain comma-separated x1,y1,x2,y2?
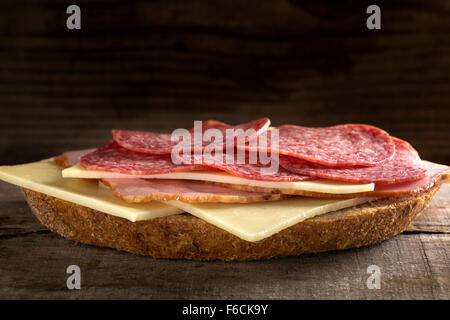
0,0,448,165
0,0,449,300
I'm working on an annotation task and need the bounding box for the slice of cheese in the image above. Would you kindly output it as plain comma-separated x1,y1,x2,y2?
0,160,374,243
166,197,373,242
63,164,374,194
0,161,183,222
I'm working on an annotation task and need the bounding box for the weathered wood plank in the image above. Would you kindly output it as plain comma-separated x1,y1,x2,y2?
0,185,48,237
0,231,448,299
408,184,450,234
0,183,449,299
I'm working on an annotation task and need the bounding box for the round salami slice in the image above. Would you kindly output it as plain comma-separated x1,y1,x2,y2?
245,124,395,167
80,140,310,181
80,140,201,175
279,138,427,185
112,130,173,155
201,161,313,182
177,151,313,182
112,118,270,155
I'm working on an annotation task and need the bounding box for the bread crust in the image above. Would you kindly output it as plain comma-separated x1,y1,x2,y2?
21,184,441,261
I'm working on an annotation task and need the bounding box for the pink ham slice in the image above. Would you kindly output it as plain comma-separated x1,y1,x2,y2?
279,138,427,185
102,178,282,203
245,124,395,167
112,118,270,155
104,162,448,204
54,148,96,168
367,160,449,195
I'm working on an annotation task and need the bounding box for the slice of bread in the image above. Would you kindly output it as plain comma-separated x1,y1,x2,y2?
21,184,441,261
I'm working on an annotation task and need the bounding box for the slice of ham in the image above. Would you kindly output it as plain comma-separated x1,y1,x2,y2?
102,178,282,203
245,124,395,167
112,118,270,155
367,160,449,195
54,148,96,168
279,138,427,185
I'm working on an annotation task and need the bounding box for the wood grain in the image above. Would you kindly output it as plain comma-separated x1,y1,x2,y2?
0,181,448,299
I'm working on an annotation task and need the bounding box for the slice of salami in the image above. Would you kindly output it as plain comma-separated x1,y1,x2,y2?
245,124,395,167
112,118,270,155
177,151,313,182
201,160,313,182
80,140,310,181
80,140,201,175
279,138,427,185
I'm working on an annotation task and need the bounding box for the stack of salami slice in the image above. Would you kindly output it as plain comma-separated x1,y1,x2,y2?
56,118,449,203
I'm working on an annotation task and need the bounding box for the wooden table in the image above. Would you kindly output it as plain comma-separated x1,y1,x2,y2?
0,180,448,299
0,0,449,300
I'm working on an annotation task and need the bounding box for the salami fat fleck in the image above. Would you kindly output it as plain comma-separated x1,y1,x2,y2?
112,118,270,155
246,124,395,167
279,138,427,185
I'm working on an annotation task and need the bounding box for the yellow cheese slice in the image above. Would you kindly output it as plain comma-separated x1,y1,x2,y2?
0,161,183,222
0,160,375,243
63,164,374,194
167,197,372,242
